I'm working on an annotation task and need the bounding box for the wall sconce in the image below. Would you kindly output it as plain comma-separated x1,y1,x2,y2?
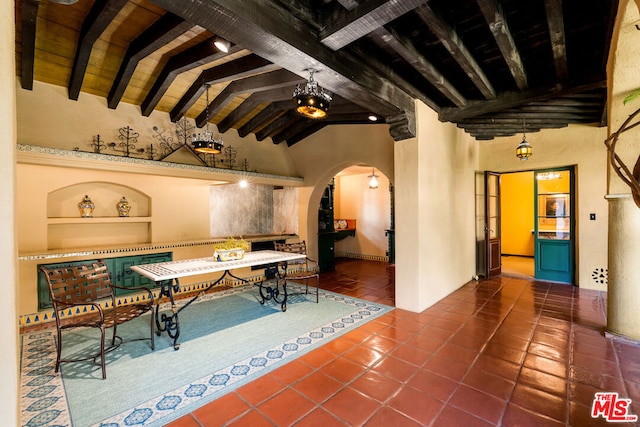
516,120,532,161
368,168,379,189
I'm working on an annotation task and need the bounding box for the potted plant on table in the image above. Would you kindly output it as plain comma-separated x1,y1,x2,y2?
213,237,250,261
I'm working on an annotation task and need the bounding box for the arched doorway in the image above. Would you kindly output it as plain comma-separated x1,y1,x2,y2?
316,165,393,272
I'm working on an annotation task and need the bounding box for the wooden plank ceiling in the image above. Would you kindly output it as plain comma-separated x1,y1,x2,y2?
16,0,617,145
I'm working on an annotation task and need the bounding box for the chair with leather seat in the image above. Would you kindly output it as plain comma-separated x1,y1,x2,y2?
40,259,155,379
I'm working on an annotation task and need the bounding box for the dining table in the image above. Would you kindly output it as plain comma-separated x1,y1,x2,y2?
130,250,305,349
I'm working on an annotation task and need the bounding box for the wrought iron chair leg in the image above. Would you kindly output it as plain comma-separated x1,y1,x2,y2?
100,327,107,380
55,329,62,373
150,311,155,350
111,324,118,347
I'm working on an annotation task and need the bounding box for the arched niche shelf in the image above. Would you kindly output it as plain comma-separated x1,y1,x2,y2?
46,182,152,249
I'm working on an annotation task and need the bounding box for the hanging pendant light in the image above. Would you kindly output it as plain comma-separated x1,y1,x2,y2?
516,119,532,161
293,69,332,119
193,83,223,154
368,168,379,189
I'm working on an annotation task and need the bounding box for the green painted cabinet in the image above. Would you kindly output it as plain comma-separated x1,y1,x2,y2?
318,180,335,272
37,252,172,309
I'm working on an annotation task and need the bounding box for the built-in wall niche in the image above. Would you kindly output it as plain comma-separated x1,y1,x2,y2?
46,182,151,249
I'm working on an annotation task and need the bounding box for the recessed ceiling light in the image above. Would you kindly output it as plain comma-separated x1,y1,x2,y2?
214,37,230,53
368,114,378,122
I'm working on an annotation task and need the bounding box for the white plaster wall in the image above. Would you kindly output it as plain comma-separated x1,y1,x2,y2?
395,101,478,312
479,124,609,290
2,0,19,423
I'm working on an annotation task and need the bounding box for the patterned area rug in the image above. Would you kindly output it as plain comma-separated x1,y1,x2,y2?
20,284,392,427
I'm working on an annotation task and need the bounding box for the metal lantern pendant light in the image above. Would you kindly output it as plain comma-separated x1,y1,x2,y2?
193,84,223,154
516,119,532,161
293,69,332,119
368,168,379,189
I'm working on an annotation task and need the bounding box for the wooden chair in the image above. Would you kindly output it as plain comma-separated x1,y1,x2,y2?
274,241,319,303
40,260,155,379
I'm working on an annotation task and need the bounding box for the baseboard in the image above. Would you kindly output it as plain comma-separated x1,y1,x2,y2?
335,252,388,263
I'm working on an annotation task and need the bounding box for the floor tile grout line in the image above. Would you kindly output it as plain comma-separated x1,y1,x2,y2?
395,276,526,426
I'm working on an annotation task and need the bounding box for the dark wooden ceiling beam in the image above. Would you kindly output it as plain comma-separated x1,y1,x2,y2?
237,102,290,138
439,80,606,122
467,111,600,121
544,0,568,82
141,39,243,116
107,13,193,109
149,0,415,139
476,0,528,91
377,27,467,107
217,86,295,132
459,117,586,125
256,111,300,142
284,122,328,146
20,0,39,90
274,110,377,146
413,4,496,100
68,0,129,100
272,119,316,144
170,54,278,122
527,99,603,107
195,69,306,127
461,123,571,132
319,0,426,51
335,0,360,10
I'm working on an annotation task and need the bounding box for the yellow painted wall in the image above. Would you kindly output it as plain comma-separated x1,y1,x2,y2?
501,172,534,256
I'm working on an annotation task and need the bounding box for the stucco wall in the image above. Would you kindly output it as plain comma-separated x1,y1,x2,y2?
479,124,609,290
1,0,19,424
395,101,479,312
286,124,395,261
17,81,299,178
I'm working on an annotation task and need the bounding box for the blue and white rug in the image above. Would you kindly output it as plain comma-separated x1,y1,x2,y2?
20,284,392,427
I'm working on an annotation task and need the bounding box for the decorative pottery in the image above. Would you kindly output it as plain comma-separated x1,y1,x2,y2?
78,195,95,218
213,248,245,262
117,197,131,217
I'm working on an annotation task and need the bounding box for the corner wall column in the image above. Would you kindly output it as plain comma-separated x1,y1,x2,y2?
0,0,20,424
606,195,640,340
605,0,640,341
394,101,478,312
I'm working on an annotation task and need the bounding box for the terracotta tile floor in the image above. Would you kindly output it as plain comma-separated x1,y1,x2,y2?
168,258,640,426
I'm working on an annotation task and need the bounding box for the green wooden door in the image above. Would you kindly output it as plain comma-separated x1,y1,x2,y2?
534,168,574,283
